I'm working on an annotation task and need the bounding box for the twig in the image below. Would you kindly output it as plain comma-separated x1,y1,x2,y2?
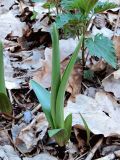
85,137,103,160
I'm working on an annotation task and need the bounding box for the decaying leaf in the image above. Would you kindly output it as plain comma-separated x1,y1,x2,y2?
0,145,21,160
113,36,120,60
0,0,15,14
0,11,26,41
15,113,48,153
102,69,120,99
23,153,58,160
65,91,120,136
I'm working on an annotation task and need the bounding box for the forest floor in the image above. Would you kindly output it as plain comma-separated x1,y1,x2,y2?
0,0,120,159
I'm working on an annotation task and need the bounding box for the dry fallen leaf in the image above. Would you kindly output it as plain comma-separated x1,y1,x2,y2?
113,36,120,60
102,69,120,99
23,153,58,160
0,145,21,160
15,113,48,153
0,11,26,41
65,91,120,137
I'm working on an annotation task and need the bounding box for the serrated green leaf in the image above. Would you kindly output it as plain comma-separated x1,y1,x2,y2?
86,34,117,68
61,0,98,14
94,2,118,13
80,113,90,146
0,93,12,113
30,80,54,128
56,13,73,28
55,35,83,128
56,13,83,29
50,23,61,128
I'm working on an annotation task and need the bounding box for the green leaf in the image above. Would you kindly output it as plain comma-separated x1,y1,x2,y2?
64,113,72,143
31,11,37,20
0,42,7,95
86,34,117,68
32,0,43,2
94,2,118,13
56,13,83,29
42,2,55,9
48,128,63,137
30,80,54,128
56,13,73,28
84,69,94,80
80,113,90,146
50,23,61,127
0,93,12,113
56,35,83,128
61,0,98,14
85,0,98,14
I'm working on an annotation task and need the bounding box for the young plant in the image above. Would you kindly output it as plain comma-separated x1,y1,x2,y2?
30,23,83,146
0,42,12,114
56,0,117,68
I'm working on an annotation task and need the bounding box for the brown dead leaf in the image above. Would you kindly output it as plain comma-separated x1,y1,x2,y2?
0,11,26,41
15,113,48,153
102,69,120,99
113,36,120,60
0,145,21,160
65,91,120,136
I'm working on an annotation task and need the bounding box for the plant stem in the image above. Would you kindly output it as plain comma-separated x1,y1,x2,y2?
55,0,59,15
82,26,85,67
0,42,7,95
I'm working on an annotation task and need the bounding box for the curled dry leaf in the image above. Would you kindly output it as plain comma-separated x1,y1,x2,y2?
65,91,120,136
15,113,48,153
102,69,120,99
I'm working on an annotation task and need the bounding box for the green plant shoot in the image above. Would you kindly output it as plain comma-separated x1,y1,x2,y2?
30,23,83,146
0,42,12,113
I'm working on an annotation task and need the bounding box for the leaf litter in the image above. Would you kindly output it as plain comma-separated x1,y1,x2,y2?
0,0,120,159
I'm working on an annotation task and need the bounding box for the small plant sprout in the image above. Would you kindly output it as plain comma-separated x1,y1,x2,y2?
0,42,12,114
30,23,83,146
56,0,117,68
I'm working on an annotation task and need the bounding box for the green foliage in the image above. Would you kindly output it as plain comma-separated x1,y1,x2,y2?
0,93,12,113
0,42,12,114
80,113,90,146
94,1,118,13
31,11,37,20
31,23,83,146
85,34,117,68
84,69,94,80
61,0,98,14
42,2,55,9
